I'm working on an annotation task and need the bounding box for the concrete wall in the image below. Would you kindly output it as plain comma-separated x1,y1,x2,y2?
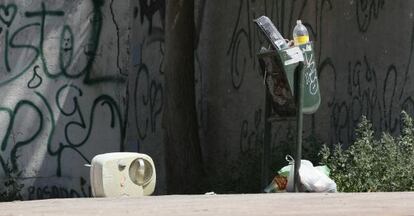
194,0,414,192
125,0,167,194
0,0,130,199
159,0,414,192
2,0,414,198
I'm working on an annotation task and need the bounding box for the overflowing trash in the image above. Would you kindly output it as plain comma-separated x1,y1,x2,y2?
264,155,337,193
254,16,289,50
254,16,310,50
254,16,325,192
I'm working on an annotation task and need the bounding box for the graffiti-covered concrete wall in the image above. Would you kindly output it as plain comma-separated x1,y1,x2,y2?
0,0,130,199
130,0,414,193
126,0,167,194
2,0,414,198
196,0,414,192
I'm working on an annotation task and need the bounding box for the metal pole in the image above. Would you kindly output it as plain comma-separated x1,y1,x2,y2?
294,62,304,192
262,85,272,189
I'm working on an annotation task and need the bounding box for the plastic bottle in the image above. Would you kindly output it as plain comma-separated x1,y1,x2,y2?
293,20,309,46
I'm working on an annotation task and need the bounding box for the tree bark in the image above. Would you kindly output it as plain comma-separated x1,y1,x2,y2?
164,0,206,194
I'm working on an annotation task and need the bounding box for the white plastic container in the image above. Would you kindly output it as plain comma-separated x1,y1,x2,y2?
90,152,156,197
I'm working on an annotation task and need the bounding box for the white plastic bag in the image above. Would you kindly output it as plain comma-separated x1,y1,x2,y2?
299,160,337,192
284,156,336,192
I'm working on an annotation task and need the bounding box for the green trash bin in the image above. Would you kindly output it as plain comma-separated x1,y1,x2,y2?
257,42,320,115
257,42,320,192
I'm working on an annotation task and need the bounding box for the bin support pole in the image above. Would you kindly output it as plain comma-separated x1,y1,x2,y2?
294,62,304,192
262,84,272,189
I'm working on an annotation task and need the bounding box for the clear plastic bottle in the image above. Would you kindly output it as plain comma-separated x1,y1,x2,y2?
293,20,309,46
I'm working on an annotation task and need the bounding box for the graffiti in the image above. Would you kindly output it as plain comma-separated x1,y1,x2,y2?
2,3,61,81
0,88,124,177
27,177,91,200
227,0,332,90
239,109,263,154
0,1,125,86
0,99,43,170
328,54,412,145
0,0,127,200
28,186,81,199
60,25,74,75
227,0,333,153
134,65,163,141
24,2,65,79
131,0,166,150
0,4,17,27
139,0,165,34
1,0,409,198
227,0,253,90
50,85,124,176
325,19,414,145
132,0,205,156
27,65,43,89
356,0,385,32
303,50,318,95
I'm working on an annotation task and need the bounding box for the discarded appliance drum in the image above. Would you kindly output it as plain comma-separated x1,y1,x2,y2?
90,152,156,197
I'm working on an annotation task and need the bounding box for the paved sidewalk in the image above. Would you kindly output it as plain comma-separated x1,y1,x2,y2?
1,192,414,216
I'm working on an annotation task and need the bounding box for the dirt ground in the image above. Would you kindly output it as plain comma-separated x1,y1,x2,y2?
0,192,413,216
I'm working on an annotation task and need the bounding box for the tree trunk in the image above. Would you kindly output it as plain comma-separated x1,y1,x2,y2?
164,0,206,194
